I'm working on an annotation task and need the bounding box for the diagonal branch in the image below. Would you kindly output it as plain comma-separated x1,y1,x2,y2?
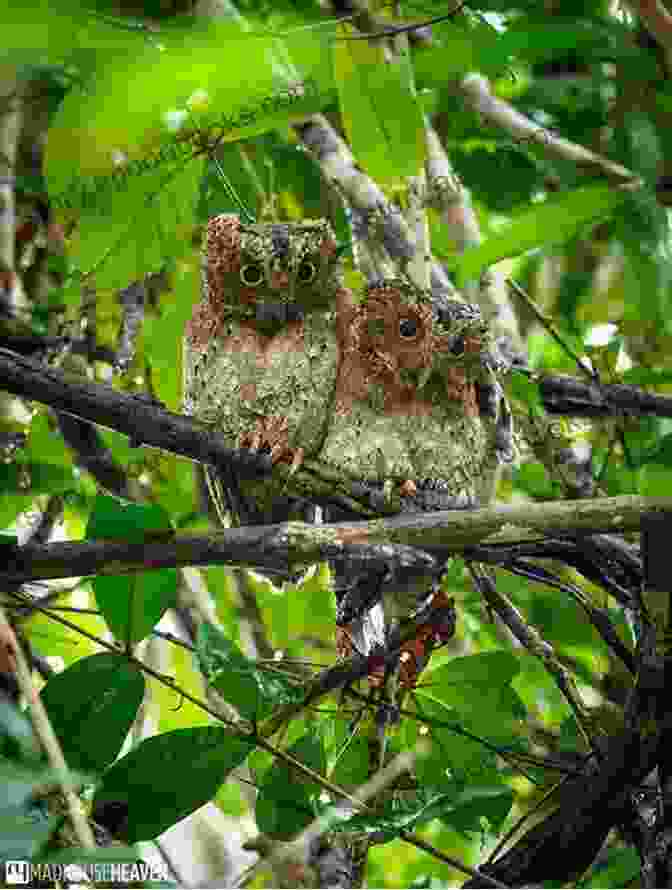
459,74,639,186
0,346,272,479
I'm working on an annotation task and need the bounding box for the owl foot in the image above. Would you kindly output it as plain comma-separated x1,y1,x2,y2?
239,416,305,475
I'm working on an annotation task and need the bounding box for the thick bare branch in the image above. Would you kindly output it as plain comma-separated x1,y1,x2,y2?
0,346,271,479
2,495,667,586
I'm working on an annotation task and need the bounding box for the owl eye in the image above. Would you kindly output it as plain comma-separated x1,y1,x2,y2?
297,260,317,284
240,263,264,286
399,317,419,338
449,335,465,356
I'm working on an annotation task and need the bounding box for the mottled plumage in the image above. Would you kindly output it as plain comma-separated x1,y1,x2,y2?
183,214,349,524
324,277,507,513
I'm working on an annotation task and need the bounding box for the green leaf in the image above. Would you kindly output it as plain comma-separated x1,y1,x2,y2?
509,371,544,413
326,784,508,842
255,779,313,841
93,726,254,841
449,185,629,287
621,368,672,385
329,730,371,791
196,622,304,721
638,463,672,497
63,157,204,292
428,652,519,689
147,263,200,412
26,412,74,469
513,461,556,499
255,733,324,839
0,803,55,863
45,20,334,206
0,463,76,496
623,112,661,184
3,0,152,62
0,699,41,764
87,495,177,643
580,845,640,888
418,653,522,743
439,785,513,836
40,653,145,773
333,24,425,183
412,19,502,84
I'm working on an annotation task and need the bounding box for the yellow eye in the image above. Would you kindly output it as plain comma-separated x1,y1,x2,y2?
297,260,317,284
240,263,263,286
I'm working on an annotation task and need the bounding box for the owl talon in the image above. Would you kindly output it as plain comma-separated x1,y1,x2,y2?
238,418,304,473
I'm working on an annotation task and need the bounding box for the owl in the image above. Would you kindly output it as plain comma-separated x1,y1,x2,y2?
183,214,351,525
325,276,508,512
327,277,512,632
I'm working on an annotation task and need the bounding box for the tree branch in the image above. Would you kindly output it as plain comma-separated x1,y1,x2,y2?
0,346,272,479
2,495,668,586
459,74,639,186
537,372,672,418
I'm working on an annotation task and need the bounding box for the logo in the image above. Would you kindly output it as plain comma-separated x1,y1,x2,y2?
4,860,169,885
5,861,30,885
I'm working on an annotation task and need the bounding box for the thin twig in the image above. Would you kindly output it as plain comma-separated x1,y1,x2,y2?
507,278,596,380
335,5,465,40
0,605,96,849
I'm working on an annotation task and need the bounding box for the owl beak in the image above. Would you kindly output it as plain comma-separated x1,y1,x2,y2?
269,270,290,290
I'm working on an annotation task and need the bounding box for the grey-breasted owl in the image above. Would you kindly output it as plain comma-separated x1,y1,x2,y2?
183,214,351,525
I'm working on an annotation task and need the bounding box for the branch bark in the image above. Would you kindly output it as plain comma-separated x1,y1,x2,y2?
0,347,271,479
2,495,667,585
459,74,639,186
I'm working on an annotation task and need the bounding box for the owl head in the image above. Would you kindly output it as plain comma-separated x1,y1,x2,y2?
203,214,345,326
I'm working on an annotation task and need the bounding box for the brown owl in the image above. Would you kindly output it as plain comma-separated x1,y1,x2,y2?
328,278,511,713
325,276,507,513
183,214,352,525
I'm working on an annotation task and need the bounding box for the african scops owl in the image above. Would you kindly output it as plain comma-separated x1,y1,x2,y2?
326,276,510,514
183,214,351,525
327,276,512,631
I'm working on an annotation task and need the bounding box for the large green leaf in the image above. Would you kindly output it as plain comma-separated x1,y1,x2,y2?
412,18,503,84
40,653,144,773
449,185,629,286
45,19,334,207
93,726,254,841
61,156,204,292
333,24,425,183
87,495,177,644
255,734,324,840
146,262,199,413
417,653,523,743
3,0,153,62
196,622,304,721
491,18,660,74
325,783,510,842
